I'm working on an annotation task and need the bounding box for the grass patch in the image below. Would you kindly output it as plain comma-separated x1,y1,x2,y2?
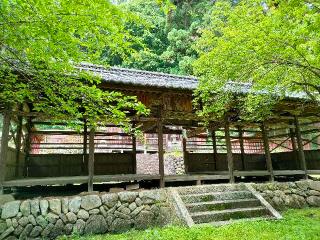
61,208,320,240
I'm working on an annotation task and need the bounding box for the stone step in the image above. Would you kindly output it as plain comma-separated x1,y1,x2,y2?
191,206,269,224
177,183,247,195
207,216,273,227
181,191,254,203
186,198,261,213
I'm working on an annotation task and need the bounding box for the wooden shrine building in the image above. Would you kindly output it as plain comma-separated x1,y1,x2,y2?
1,64,320,193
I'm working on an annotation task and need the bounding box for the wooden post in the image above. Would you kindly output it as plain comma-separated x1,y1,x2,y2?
88,127,95,192
294,116,308,179
224,120,234,183
0,110,11,194
211,130,217,171
182,133,188,174
238,126,245,170
289,128,297,152
132,131,137,174
24,117,32,177
158,119,165,188
143,134,147,154
289,126,299,169
261,123,274,182
15,114,23,177
82,121,88,175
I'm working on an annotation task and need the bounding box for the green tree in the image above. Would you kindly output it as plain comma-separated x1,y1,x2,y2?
0,0,148,130
194,0,320,122
120,0,213,75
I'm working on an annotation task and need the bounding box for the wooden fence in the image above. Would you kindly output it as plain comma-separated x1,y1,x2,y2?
27,153,135,178
5,148,25,180
186,150,320,173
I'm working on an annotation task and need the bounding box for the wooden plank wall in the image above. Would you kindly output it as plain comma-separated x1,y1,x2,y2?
186,150,320,173
270,152,299,170
28,154,83,177
27,153,134,177
94,153,134,175
5,148,25,180
186,153,267,172
305,150,320,170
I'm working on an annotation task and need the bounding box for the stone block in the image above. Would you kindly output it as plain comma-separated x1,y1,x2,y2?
101,193,118,208
69,197,81,213
81,195,102,210
118,192,138,203
126,184,140,191
109,188,124,193
1,201,21,219
49,199,61,215
0,195,14,207
84,215,107,235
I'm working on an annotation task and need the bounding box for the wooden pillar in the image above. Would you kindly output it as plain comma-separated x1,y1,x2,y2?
294,116,308,179
82,121,88,175
225,120,234,183
182,133,188,174
211,130,217,171
88,127,95,192
15,114,23,177
289,127,297,152
289,126,299,169
238,126,245,170
157,119,165,188
261,123,274,181
0,110,11,194
132,132,137,174
24,117,32,177
143,134,147,154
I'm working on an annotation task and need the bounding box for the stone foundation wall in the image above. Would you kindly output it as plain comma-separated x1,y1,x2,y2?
0,190,174,239
253,180,320,210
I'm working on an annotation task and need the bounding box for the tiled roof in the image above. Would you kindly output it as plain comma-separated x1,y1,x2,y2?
79,63,310,100
79,63,198,90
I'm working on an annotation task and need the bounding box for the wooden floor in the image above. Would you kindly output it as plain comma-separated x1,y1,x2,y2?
3,169,319,188
3,174,160,187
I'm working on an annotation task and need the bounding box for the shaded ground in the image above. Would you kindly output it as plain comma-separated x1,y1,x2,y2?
60,208,320,240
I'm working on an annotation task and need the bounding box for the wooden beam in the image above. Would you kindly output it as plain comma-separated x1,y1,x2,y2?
82,121,88,175
261,123,274,181
157,118,165,188
211,130,217,171
132,129,137,174
182,132,188,174
302,134,320,147
23,117,32,177
238,127,245,170
289,126,299,169
294,116,308,179
88,127,95,192
0,110,11,194
224,120,234,183
269,137,292,152
186,127,206,138
15,113,23,177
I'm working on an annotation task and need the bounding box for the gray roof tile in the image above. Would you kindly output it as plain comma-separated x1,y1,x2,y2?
79,63,311,100
79,63,198,90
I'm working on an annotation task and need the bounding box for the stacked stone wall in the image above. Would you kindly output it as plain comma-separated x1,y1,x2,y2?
1,180,320,239
253,180,320,210
0,190,174,239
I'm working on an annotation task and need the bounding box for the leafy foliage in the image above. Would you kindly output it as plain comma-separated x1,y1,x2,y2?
117,0,213,75
0,0,148,129
194,0,320,122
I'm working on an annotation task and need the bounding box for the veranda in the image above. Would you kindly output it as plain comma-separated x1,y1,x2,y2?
1,64,319,193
